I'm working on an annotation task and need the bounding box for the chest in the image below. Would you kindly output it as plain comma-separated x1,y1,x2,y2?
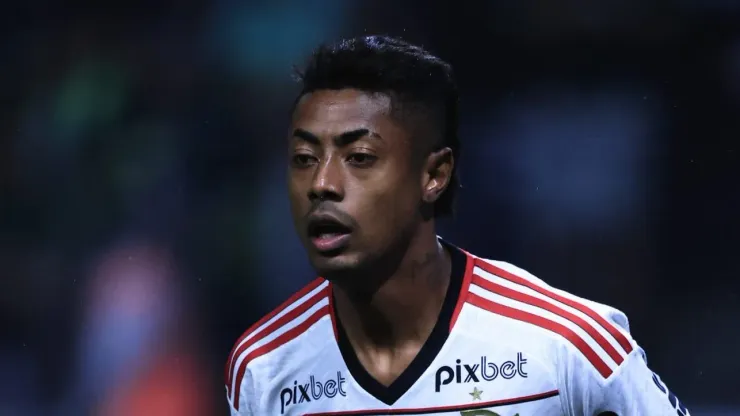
256,333,563,415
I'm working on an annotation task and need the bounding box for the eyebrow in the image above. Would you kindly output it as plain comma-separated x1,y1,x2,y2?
292,128,384,146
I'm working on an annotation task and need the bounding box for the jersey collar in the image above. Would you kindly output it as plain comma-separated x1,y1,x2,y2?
329,239,473,405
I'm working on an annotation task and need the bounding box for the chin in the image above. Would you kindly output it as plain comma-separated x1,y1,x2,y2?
310,253,364,280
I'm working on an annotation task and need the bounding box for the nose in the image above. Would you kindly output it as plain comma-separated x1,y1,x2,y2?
308,157,343,203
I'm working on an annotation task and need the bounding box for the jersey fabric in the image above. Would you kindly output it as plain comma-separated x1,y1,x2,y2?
225,241,689,415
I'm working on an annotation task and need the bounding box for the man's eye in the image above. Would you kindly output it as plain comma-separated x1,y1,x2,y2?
292,154,317,167
347,153,377,167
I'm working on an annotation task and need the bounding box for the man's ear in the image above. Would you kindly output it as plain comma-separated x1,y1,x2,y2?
421,147,454,204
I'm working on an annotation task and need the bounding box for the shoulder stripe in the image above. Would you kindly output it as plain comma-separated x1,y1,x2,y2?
449,249,476,331
474,259,633,354
231,304,330,410
226,284,329,395
467,292,612,378
225,277,325,382
224,278,327,396
471,274,625,366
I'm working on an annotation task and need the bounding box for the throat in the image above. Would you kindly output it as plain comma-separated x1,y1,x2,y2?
354,341,427,387
335,244,451,346
330,240,469,405
336,285,446,386
332,241,454,386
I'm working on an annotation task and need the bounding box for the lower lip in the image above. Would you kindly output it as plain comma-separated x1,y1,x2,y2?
310,233,351,253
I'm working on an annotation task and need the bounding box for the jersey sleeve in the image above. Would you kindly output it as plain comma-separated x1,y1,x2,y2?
558,308,690,416
226,395,240,416
225,367,257,415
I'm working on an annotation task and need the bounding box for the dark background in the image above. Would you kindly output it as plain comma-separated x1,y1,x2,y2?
1,1,738,415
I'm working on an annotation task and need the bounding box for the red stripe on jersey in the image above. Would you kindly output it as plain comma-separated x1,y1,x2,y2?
467,292,612,378
302,389,559,415
232,305,330,410
449,249,475,331
474,259,634,355
227,285,329,394
225,278,324,385
225,278,326,396
472,274,625,366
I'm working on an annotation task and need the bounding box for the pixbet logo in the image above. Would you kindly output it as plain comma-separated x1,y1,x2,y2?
435,353,528,392
279,371,347,414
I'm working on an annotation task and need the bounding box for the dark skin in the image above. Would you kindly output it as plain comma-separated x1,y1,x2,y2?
288,88,455,385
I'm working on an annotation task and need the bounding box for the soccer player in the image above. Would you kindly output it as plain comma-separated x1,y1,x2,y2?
225,36,689,415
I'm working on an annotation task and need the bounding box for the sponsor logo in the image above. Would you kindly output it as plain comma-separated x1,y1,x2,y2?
279,371,347,414
435,353,528,392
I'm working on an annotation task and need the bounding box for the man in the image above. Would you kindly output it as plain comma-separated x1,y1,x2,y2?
225,35,689,415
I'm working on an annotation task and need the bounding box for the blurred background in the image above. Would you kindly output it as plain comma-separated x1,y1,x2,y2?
2,0,739,415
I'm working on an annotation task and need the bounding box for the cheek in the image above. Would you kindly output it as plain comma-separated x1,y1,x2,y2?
349,175,420,234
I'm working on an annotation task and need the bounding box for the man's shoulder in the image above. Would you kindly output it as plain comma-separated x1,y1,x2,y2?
468,255,632,331
465,253,637,379
224,278,332,398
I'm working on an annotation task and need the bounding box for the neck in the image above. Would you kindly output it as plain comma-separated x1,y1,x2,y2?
331,227,452,352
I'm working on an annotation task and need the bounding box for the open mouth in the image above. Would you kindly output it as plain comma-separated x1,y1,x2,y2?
307,218,352,253
308,219,351,238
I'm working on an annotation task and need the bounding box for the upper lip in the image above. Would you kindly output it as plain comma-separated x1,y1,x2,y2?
306,212,352,237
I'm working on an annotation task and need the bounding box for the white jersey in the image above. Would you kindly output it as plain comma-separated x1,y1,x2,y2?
225,242,689,415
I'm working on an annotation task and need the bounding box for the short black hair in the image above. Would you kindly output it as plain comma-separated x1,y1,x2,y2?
293,35,460,217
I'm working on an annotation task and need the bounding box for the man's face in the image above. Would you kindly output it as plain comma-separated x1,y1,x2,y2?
288,89,422,278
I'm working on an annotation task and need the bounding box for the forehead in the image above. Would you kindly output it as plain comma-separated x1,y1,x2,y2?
291,89,409,142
